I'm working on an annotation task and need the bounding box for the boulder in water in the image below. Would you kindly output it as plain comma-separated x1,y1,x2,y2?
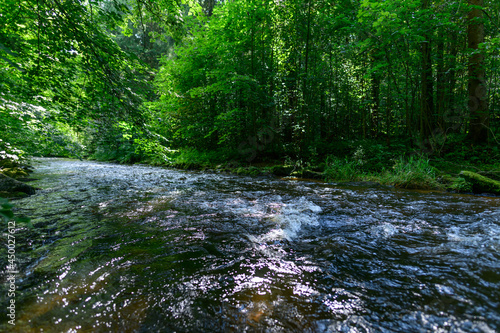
0,173,37,196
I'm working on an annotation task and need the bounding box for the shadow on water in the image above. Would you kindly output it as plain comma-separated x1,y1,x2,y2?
1,158,499,332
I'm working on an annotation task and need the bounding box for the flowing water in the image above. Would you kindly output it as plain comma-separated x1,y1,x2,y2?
1,158,499,332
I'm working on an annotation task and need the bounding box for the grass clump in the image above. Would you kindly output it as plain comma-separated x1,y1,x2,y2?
324,156,362,182
324,153,443,190
380,156,442,190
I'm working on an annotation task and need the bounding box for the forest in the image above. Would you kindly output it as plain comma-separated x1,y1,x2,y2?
1,0,500,191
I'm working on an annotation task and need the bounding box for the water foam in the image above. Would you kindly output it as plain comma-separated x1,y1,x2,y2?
257,197,322,242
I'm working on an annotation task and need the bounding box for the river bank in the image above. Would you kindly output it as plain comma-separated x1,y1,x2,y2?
2,137,499,197
157,149,500,196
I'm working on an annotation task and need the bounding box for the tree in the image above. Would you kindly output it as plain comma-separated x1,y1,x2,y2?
466,0,489,144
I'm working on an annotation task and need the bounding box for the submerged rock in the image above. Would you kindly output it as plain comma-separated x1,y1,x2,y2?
459,171,500,195
0,173,37,196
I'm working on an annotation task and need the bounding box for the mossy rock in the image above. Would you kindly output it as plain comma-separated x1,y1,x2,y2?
1,167,29,179
0,173,37,195
459,171,500,195
0,191,29,198
478,170,500,181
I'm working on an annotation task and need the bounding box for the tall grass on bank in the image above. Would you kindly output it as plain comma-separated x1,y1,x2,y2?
324,154,442,190
380,156,441,189
324,156,362,182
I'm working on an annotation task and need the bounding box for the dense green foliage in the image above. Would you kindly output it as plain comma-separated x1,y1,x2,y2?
1,0,499,189
1,0,180,160
155,0,500,155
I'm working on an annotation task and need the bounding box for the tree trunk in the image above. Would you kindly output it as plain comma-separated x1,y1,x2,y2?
302,0,312,149
466,0,489,144
420,0,434,142
446,31,459,133
436,29,446,130
201,0,215,17
371,53,381,138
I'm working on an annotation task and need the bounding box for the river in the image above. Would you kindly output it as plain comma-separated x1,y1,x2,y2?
1,158,499,332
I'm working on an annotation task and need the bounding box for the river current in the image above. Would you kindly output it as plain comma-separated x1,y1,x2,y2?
1,158,499,332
